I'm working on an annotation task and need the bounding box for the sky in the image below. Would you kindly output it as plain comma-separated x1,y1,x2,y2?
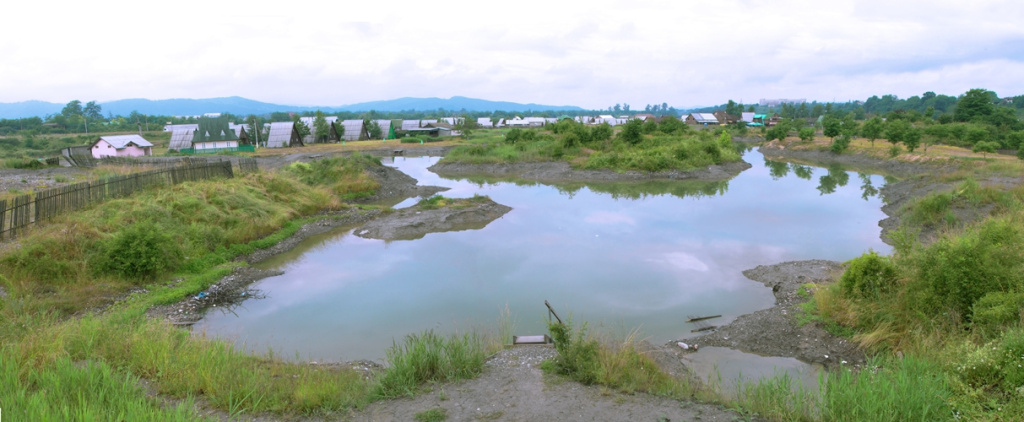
3,0,1023,110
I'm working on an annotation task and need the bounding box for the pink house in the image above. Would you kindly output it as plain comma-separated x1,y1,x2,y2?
91,135,154,159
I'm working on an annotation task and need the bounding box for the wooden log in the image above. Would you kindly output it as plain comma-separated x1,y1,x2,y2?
690,325,717,333
686,315,722,323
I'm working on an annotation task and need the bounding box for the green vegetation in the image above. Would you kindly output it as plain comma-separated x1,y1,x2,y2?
442,119,742,173
417,194,488,210
543,320,691,397
374,330,489,399
0,154,451,418
789,161,1024,419
414,408,449,422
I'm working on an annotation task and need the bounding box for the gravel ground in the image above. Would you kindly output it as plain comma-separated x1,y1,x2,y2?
354,345,751,422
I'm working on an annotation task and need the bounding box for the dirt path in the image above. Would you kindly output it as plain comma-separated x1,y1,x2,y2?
354,345,748,422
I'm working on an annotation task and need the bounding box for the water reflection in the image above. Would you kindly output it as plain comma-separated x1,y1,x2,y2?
453,176,730,201
195,151,893,362
763,159,881,200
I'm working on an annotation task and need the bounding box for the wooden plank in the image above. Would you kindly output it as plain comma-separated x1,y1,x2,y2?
513,335,551,345
686,315,721,323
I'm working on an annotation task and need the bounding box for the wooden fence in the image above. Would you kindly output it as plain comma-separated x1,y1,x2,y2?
0,160,235,241
237,157,258,174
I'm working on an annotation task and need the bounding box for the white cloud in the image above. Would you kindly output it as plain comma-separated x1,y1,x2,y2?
2,0,1021,107
649,252,710,273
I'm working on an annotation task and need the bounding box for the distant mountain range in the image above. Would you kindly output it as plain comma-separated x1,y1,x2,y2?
0,96,585,119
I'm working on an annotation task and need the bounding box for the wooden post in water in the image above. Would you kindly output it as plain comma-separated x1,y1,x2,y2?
544,300,564,325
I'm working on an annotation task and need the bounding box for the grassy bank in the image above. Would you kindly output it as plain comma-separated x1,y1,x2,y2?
0,153,510,418
440,119,744,173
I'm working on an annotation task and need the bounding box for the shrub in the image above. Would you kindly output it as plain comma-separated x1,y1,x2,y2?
617,119,644,145
888,145,901,157
98,221,183,280
545,321,601,385
950,328,1024,395
591,123,613,142
798,127,815,142
971,292,1024,336
840,250,898,299
504,128,522,144
913,218,1023,321
831,134,852,154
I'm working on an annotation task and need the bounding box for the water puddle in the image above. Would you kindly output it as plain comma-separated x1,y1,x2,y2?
682,346,822,399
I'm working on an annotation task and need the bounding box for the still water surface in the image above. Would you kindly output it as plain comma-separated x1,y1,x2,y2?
195,150,892,361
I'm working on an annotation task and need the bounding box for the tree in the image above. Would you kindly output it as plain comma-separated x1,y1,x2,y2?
966,126,989,145
903,127,921,152
367,120,383,139
453,116,475,139
885,119,910,145
725,100,741,117
972,141,999,157
292,114,311,139
953,88,997,122
61,100,83,117
84,101,103,120
312,111,329,142
798,127,815,142
245,115,267,145
861,116,884,147
840,113,859,137
822,115,841,141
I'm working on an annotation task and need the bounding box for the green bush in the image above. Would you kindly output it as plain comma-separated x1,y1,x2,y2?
617,119,644,145
913,218,1023,321
972,292,1024,335
98,221,183,280
798,127,815,142
545,321,601,385
840,250,899,299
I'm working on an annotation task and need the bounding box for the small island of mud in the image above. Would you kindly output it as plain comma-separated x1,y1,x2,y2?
354,196,512,241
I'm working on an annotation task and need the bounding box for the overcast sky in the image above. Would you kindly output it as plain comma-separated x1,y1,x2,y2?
3,0,1022,110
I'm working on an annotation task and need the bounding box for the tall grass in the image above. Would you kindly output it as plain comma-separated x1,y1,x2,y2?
821,356,953,421
0,346,210,421
543,320,693,397
374,330,488,399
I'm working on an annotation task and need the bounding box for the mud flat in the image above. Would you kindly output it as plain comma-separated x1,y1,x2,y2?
354,197,512,241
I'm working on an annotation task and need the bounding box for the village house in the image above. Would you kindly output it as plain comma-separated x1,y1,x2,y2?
713,111,740,125
265,122,303,148
339,119,370,141
91,134,154,158
684,113,719,126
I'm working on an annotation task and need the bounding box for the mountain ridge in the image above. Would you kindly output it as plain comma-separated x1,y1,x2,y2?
0,96,585,119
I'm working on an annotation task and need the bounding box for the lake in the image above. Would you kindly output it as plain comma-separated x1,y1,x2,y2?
194,150,892,362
